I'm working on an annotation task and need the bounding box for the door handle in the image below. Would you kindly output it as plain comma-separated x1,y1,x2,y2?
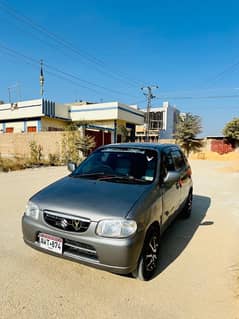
176,180,182,189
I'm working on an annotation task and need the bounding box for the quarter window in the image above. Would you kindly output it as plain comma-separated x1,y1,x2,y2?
171,150,186,171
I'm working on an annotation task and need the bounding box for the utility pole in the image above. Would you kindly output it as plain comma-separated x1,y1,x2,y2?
141,85,159,142
40,59,45,98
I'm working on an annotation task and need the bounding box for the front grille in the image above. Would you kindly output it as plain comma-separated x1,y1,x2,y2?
37,235,98,261
64,239,98,261
43,211,90,233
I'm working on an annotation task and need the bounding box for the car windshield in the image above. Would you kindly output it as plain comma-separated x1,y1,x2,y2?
71,147,158,184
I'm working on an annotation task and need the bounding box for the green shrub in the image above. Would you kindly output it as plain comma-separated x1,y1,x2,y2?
29,141,43,164
48,153,62,166
0,157,29,172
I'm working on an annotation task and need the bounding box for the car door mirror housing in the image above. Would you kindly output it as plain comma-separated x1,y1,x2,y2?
163,171,180,184
67,161,76,172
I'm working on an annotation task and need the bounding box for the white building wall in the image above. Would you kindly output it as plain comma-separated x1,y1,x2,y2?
26,120,39,130
55,103,70,120
69,102,118,121
160,103,178,139
5,121,24,133
0,99,43,121
118,103,144,125
69,101,144,125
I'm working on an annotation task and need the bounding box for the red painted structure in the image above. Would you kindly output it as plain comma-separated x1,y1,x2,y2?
211,140,234,154
86,129,111,150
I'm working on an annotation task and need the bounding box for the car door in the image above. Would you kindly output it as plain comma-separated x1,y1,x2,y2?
170,148,192,207
160,149,181,226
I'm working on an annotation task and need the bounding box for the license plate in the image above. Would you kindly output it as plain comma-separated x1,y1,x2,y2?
39,233,63,254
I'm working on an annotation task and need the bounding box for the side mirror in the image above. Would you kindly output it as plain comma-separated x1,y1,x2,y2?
67,162,76,172
163,171,180,184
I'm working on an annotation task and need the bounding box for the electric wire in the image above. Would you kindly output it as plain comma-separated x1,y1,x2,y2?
205,61,239,88
0,43,139,99
155,95,239,100
0,0,144,88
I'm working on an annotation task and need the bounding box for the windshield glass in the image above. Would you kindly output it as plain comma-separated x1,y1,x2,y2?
71,147,158,184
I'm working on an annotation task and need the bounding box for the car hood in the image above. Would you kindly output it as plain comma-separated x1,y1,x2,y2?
31,176,151,221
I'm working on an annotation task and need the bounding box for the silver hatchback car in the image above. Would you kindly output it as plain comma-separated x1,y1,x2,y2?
22,143,193,281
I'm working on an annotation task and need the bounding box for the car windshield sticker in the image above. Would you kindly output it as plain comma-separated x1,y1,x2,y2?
146,156,154,161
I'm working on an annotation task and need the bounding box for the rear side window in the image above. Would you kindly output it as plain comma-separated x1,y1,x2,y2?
160,147,187,177
171,150,186,171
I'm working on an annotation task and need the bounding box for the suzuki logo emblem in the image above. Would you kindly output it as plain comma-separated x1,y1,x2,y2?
60,218,68,229
72,220,81,231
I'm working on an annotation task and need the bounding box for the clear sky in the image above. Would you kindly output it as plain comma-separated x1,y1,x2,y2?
0,0,239,136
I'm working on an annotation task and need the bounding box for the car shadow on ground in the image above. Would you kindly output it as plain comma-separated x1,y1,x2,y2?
154,194,212,278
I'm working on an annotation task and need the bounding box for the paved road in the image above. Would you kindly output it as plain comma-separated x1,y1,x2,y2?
0,161,239,319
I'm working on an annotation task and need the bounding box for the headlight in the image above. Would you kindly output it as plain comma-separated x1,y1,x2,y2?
25,201,40,220
96,220,137,238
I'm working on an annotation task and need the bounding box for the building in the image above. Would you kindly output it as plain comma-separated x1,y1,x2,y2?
135,101,180,142
0,99,144,144
68,101,144,143
0,99,69,133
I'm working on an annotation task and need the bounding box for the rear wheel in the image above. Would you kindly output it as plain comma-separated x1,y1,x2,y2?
132,228,160,281
181,191,193,219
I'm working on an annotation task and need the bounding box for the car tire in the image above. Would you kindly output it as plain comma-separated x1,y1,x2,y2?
181,191,193,219
132,228,160,281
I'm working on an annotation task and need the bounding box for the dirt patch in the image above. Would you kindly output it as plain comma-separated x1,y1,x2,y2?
217,163,239,173
190,151,239,173
230,263,239,299
190,151,239,161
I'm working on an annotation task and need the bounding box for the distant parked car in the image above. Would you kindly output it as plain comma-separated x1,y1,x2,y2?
22,143,193,280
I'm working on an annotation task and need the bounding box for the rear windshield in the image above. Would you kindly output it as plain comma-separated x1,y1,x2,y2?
71,148,158,184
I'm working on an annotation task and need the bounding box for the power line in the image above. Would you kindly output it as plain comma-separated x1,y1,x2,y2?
44,62,139,99
0,43,103,95
0,43,139,99
155,94,239,100
0,0,144,88
132,85,239,105
205,60,239,88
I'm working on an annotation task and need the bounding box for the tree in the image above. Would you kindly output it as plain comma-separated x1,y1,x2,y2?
117,125,129,142
76,134,96,157
223,118,239,144
61,129,81,163
174,113,202,156
29,140,43,164
61,122,96,162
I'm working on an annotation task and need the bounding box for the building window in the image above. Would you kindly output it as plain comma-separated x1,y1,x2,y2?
6,127,14,133
27,126,37,132
47,127,64,131
149,112,163,130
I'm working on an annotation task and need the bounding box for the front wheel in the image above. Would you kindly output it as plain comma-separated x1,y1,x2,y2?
132,229,160,281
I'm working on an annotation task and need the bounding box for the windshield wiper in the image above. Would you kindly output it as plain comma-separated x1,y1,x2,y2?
98,175,149,184
71,172,106,179
71,173,150,184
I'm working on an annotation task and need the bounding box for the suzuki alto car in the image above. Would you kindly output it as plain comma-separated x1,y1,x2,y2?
22,143,193,281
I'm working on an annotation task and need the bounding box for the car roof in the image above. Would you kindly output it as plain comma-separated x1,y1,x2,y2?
99,142,179,151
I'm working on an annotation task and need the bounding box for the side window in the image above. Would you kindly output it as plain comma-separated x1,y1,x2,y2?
160,151,175,178
171,150,186,171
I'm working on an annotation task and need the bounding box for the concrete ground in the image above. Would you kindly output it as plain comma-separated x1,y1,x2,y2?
0,160,239,319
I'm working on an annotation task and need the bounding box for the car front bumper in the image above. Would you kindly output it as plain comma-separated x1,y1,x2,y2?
22,214,144,275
